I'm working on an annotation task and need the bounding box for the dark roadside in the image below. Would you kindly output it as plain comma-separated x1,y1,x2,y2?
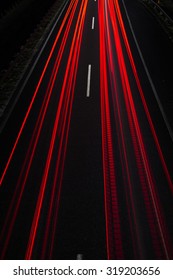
0,0,65,119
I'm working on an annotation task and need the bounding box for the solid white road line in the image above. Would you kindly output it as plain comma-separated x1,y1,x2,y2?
86,64,92,97
92,17,95,30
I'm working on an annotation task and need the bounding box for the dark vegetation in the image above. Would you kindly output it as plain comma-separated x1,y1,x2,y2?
0,0,57,72
157,0,173,18
142,0,173,43
0,0,172,74
0,0,64,117
0,0,22,14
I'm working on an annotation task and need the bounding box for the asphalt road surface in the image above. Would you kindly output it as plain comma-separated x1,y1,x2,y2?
0,0,173,259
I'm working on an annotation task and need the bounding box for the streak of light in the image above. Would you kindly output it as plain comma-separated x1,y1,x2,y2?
121,0,173,142
104,0,142,259
114,0,173,193
25,0,89,260
99,0,173,259
98,0,124,260
0,0,79,259
0,0,88,259
41,0,89,259
111,0,172,258
0,0,76,186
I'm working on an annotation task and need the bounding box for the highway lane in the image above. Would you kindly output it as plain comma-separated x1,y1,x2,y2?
0,0,106,260
98,0,173,259
121,0,173,157
43,0,107,260
0,0,173,259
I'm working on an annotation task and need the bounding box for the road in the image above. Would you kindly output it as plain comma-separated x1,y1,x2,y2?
0,0,173,260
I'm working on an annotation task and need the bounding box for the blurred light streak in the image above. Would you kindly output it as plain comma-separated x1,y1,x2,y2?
0,0,76,186
41,0,89,259
98,0,124,260
104,1,142,259
114,0,173,193
0,0,79,259
25,0,88,259
99,0,173,259
110,0,172,258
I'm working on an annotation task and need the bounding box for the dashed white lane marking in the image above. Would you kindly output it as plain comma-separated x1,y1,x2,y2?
86,64,92,97
92,17,95,30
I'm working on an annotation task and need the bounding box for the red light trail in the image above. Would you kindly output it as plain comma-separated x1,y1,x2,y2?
98,0,173,259
0,0,89,259
0,0,172,259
